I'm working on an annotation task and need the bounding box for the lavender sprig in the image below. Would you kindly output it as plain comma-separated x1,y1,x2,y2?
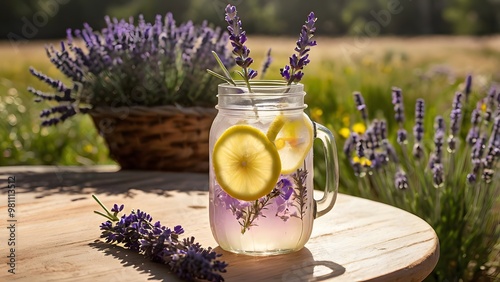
413,99,425,159
92,195,227,282
353,91,368,123
281,12,317,85
448,92,463,152
260,48,273,79
291,169,308,219
224,4,256,91
392,87,407,144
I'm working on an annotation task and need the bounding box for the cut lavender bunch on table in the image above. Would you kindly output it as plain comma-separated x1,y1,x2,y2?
92,195,227,282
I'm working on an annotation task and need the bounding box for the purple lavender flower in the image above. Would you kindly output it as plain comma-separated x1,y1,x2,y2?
429,117,445,169
260,48,273,79
391,87,407,144
343,132,357,158
464,74,472,101
432,163,444,187
353,92,368,121
394,170,408,190
225,4,257,83
380,120,388,140
435,116,445,133
281,12,317,84
413,99,425,158
275,177,296,220
413,99,425,142
466,109,481,145
466,173,476,184
397,129,408,144
216,185,250,220
448,92,463,152
449,92,463,136
391,87,405,124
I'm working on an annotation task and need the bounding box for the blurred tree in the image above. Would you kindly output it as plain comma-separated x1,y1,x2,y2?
1,0,499,39
444,0,500,34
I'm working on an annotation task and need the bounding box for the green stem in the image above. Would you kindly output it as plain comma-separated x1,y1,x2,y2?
92,194,118,221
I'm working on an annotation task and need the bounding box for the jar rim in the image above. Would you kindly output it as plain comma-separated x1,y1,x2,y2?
218,80,304,95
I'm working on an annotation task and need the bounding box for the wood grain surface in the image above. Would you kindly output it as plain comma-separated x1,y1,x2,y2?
0,166,439,282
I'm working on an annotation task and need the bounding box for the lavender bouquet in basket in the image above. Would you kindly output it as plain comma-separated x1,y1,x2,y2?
28,13,234,126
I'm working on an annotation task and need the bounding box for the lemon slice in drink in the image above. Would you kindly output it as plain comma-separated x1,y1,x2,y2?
213,125,281,201
267,113,314,174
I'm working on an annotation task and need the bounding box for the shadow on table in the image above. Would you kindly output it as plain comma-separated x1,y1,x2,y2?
213,247,345,281
89,240,181,281
89,241,345,282
0,167,209,198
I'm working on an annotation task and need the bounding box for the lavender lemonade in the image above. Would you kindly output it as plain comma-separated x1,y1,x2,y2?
207,5,338,256
209,108,316,255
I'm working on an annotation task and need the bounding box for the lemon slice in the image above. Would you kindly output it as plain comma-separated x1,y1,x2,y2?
213,124,281,201
267,113,313,174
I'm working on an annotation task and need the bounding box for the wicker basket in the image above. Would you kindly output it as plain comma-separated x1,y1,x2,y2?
90,105,217,172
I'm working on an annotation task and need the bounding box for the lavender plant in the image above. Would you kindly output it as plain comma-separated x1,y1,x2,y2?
343,77,499,281
92,195,227,282
29,13,234,126
208,4,317,91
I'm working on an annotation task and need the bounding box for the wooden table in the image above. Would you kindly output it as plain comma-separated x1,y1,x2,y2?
0,166,439,281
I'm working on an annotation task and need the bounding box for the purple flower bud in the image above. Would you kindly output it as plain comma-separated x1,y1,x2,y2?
111,204,124,213
467,173,476,184
353,92,368,121
380,121,387,140
413,143,424,159
397,129,407,144
391,87,405,123
466,126,480,146
432,163,444,187
464,74,472,99
471,134,487,160
434,116,445,133
260,48,272,78
394,170,408,190
383,140,399,163
482,169,494,183
344,132,360,159
356,137,365,158
449,92,463,136
248,69,258,79
470,109,481,126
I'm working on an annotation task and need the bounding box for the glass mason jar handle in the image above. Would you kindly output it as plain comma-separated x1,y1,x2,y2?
313,122,339,218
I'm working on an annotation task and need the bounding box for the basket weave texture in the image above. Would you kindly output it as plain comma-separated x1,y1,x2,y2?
90,105,217,172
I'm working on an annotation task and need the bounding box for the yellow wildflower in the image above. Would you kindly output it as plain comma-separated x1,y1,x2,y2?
480,102,487,113
339,128,350,139
352,123,366,134
83,144,94,154
352,156,372,167
311,108,323,121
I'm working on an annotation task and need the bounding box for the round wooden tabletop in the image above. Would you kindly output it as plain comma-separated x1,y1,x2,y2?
0,166,438,281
